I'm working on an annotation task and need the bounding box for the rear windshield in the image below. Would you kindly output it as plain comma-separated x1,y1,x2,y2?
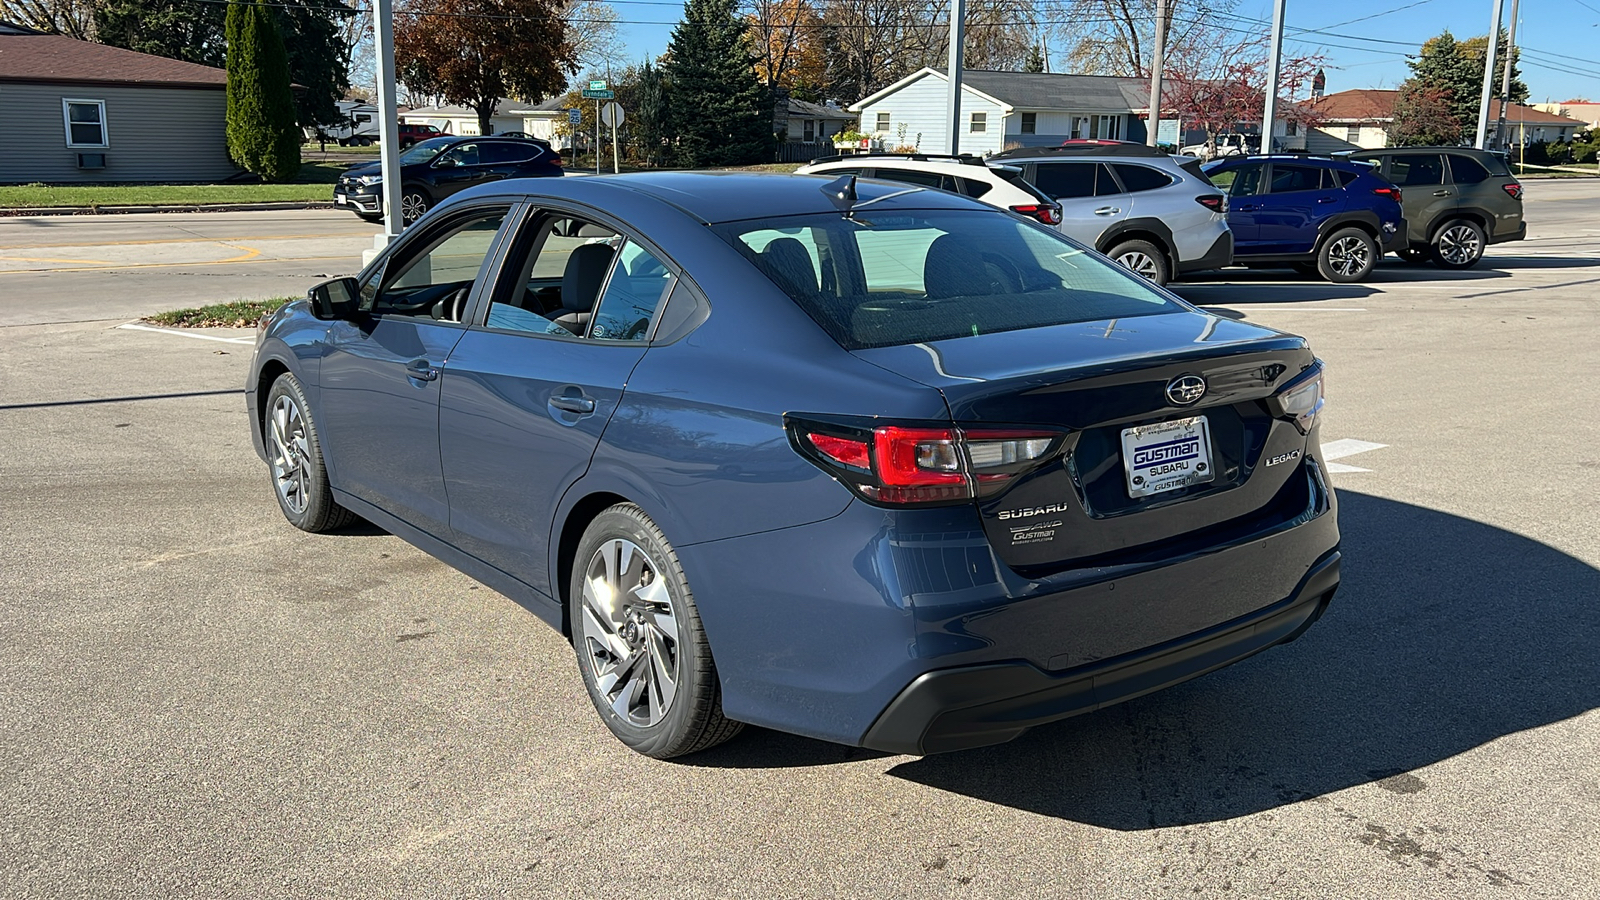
991,167,1053,203
712,210,1183,350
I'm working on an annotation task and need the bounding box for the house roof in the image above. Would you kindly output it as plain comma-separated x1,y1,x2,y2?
1314,88,1588,127
0,32,227,88
788,98,853,120
849,68,1146,114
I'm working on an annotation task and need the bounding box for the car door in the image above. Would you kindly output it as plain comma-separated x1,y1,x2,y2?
318,203,514,536
438,209,676,594
1254,163,1345,254
427,141,493,199
1029,161,1127,244
1209,162,1266,248
1385,152,1453,235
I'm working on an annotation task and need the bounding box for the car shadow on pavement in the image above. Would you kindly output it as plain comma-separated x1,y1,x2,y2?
882,491,1600,829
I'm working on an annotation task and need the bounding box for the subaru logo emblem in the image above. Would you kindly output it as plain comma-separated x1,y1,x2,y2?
1165,374,1207,406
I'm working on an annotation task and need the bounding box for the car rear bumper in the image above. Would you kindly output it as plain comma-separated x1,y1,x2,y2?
859,548,1339,755
1381,218,1408,252
1489,219,1526,245
1177,229,1234,274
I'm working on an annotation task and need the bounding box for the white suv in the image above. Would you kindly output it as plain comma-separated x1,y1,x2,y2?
796,154,1064,228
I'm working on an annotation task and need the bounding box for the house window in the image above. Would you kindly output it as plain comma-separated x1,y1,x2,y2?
1021,112,1037,134
970,112,987,133
1071,116,1089,139
63,99,108,148
803,119,815,141
1095,115,1120,139
1286,120,1298,136
876,112,890,133
1346,125,1361,143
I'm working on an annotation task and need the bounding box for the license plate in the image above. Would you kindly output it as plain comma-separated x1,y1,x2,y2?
1121,416,1215,498
334,194,346,205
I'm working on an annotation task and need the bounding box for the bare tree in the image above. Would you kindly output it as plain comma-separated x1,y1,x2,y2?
337,0,376,99
1047,0,1242,78
564,0,624,75
1,0,98,39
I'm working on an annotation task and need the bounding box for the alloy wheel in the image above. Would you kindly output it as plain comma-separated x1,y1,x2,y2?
579,538,680,728
1437,224,1483,266
268,394,311,515
1326,235,1372,278
400,192,428,225
1116,250,1160,281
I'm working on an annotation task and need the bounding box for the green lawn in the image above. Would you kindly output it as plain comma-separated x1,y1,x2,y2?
145,298,296,329
0,163,344,209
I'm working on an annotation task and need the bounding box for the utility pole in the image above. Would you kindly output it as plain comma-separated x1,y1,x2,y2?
946,0,966,155
1475,0,1506,148
1146,0,1170,147
1260,0,1287,154
373,0,402,241
1493,0,1520,150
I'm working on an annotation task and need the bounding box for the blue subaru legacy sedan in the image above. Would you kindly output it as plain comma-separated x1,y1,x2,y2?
247,172,1340,758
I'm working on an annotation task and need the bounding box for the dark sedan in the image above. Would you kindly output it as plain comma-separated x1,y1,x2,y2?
333,136,562,225
250,173,1340,758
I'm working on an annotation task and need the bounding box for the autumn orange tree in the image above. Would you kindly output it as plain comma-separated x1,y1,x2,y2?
395,0,577,136
745,0,825,99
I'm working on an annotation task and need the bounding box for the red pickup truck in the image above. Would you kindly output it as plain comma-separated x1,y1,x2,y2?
396,122,452,148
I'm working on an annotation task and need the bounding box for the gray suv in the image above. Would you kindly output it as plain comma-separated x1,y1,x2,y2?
990,146,1234,285
1337,147,1525,268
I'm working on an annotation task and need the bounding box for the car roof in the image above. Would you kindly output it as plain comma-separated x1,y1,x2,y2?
1333,146,1488,155
1204,154,1367,172
991,143,1170,161
451,171,985,224
804,155,1014,179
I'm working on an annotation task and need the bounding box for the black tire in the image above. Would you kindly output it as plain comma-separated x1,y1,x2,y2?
263,373,357,533
1395,247,1433,265
1430,219,1487,269
1106,239,1170,286
569,504,742,759
1316,227,1378,283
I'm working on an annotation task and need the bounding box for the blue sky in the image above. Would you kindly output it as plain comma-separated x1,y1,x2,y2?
610,0,1599,104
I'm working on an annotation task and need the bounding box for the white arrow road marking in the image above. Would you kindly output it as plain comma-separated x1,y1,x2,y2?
1322,438,1388,474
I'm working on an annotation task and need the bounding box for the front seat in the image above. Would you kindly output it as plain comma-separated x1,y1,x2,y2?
551,243,615,334
759,237,819,298
923,234,1003,298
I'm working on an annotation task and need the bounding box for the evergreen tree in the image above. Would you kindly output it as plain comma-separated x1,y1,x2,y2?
227,1,301,182
1410,29,1529,140
634,60,672,167
663,0,774,167
96,0,227,66
1024,42,1046,74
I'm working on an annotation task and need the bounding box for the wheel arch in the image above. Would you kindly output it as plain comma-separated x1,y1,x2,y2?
1097,218,1177,272
1432,207,1490,240
1314,212,1380,251
553,490,632,639
254,357,293,452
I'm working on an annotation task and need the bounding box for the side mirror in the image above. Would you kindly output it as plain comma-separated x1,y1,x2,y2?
309,277,361,320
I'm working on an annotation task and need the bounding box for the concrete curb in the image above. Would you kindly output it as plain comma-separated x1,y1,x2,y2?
1,201,336,217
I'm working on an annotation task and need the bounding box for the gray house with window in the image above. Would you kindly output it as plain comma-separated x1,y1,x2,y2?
0,21,238,183
848,68,1151,155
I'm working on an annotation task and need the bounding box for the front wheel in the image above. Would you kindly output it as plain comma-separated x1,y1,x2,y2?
1431,220,1486,269
264,374,356,533
1107,239,1170,286
400,189,430,226
1317,227,1378,283
570,504,742,759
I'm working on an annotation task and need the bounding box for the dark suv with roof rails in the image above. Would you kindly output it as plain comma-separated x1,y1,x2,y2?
1202,155,1406,283
1335,147,1524,269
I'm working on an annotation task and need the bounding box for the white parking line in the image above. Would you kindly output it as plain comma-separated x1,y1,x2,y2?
1323,438,1388,473
117,322,255,345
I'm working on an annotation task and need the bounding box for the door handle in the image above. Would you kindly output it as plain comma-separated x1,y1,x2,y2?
1433,190,1452,197
1317,196,1337,204
1094,206,1121,216
548,394,596,414
1235,204,1258,211
405,359,439,381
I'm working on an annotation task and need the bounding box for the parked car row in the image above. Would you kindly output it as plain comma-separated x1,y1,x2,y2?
795,144,1525,285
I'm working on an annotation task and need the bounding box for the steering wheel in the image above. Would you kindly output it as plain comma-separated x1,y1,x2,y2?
622,317,651,341
431,286,470,322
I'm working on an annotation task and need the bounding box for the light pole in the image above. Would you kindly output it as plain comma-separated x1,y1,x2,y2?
1475,0,1506,148
946,0,966,155
1146,0,1170,148
1493,0,1520,150
373,0,402,243
1260,0,1287,153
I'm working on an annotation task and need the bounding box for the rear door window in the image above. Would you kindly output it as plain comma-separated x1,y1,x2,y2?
1389,154,1445,186
1267,164,1327,193
1210,163,1265,197
480,141,539,164
1447,154,1492,184
1031,162,1098,199
1112,164,1174,192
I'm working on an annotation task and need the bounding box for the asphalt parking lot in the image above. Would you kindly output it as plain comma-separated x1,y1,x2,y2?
2,181,1597,898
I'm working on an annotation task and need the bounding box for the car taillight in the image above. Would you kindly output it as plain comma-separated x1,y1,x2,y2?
1195,194,1226,213
1265,361,1325,435
789,416,1065,506
1010,203,1062,226
551,156,564,167
1372,186,1401,203
1502,182,1522,199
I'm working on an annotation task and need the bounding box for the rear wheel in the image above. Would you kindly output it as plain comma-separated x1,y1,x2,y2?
1107,239,1170,286
1317,227,1378,283
1430,219,1486,269
570,504,742,759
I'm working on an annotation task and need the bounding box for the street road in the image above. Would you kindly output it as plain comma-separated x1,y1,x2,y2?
2,181,1597,898
0,209,378,327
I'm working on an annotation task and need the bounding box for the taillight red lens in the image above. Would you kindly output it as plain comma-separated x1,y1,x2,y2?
1195,194,1226,212
551,156,564,167
1373,186,1402,203
1502,182,1523,199
789,418,1064,506
1010,204,1063,226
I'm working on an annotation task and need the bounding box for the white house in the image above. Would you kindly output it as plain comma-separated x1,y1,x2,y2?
400,99,524,136
1309,89,1588,152
848,68,1148,155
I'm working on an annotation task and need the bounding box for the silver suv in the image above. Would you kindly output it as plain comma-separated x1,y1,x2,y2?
989,146,1234,285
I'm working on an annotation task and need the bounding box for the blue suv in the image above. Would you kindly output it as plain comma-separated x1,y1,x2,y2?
1202,155,1406,282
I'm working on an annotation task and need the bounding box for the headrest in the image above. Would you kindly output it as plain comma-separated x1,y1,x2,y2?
560,243,615,313
759,237,819,297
